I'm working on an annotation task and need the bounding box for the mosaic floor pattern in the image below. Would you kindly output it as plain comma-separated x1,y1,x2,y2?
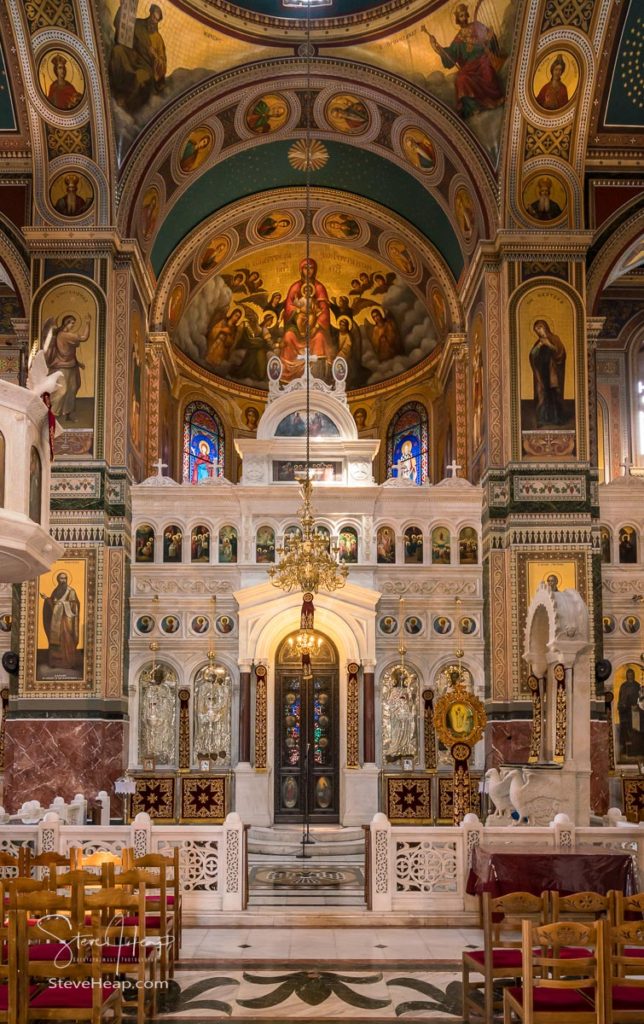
148,960,464,1022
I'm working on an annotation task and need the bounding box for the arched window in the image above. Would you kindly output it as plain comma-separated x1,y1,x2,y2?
256,526,275,563
338,526,358,563
163,524,183,562
377,526,396,564
431,527,451,564
386,402,429,485
404,526,423,564
135,525,155,562
182,401,224,483
191,524,210,563
619,526,638,564
600,526,612,564
219,526,237,563
459,527,478,564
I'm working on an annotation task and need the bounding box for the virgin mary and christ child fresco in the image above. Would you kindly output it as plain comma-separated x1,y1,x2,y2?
174,253,437,390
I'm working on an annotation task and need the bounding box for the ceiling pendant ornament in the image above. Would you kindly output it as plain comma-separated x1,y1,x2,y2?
267,479,348,594
288,138,329,172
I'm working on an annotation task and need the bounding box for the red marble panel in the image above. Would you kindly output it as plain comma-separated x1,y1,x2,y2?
590,719,609,816
486,720,533,769
3,719,126,814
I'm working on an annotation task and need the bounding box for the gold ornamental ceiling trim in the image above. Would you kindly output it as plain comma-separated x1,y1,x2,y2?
173,0,438,44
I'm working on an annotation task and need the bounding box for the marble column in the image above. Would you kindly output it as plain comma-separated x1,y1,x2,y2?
363,665,375,765
238,662,252,764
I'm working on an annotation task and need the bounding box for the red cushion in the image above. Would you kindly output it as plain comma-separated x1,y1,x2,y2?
146,894,175,905
0,984,40,1009
612,985,644,1010
465,948,523,968
31,983,118,1008
121,914,173,928
625,946,644,958
508,985,596,1011
101,943,156,962
558,946,592,959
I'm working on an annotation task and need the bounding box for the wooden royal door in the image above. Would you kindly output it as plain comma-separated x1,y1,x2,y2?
274,634,339,823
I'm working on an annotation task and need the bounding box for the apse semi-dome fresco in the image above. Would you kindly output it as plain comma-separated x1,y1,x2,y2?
172,242,438,391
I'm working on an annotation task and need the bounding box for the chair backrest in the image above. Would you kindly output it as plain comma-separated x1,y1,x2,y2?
522,918,604,1017
551,890,611,923
83,884,146,938
606,920,644,997
70,846,123,873
613,890,644,925
13,895,111,1016
0,848,25,878
483,890,549,951
0,885,20,1022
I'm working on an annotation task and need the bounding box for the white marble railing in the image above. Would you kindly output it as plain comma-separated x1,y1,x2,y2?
368,812,644,914
0,811,245,924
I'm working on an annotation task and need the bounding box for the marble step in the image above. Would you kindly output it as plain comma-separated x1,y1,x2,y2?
248,825,365,858
247,860,366,908
247,892,366,907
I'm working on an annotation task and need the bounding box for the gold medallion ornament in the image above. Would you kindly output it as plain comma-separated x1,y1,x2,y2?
433,670,486,825
288,139,329,172
527,674,543,763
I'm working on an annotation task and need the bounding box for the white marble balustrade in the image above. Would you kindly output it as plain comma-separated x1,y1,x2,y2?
369,812,644,914
0,810,246,924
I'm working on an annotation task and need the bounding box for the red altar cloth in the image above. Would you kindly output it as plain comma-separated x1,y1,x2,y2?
466,845,638,897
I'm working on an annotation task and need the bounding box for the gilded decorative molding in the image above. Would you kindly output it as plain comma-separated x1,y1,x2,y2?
423,687,436,772
108,267,129,468
254,664,267,771
103,547,124,699
178,688,191,770
346,661,359,768
527,674,543,763
553,662,567,763
490,548,511,700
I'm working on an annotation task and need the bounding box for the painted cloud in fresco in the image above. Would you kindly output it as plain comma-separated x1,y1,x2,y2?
172,244,438,391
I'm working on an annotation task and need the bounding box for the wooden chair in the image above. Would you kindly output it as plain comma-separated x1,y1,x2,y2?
115,861,176,982
604,920,644,1021
550,891,611,964
124,846,182,950
70,847,124,873
0,893,23,1024
462,890,549,1023
503,918,604,1024
84,883,158,1024
13,891,123,1024
0,849,27,879
25,850,72,879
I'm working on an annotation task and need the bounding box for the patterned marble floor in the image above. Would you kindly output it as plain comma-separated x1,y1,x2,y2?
142,927,480,1022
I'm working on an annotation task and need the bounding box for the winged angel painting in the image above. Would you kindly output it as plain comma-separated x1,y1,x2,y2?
173,244,437,390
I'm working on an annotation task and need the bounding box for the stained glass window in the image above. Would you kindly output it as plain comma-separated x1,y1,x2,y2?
182,401,224,483
386,402,429,485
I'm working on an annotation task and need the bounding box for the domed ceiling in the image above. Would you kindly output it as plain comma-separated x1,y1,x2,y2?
160,189,457,394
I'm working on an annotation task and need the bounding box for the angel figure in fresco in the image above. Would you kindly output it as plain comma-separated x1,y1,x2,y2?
109,3,167,114
368,308,401,361
42,314,90,422
205,308,244,366
536,54,569,111
423,3,505,119
529,319,567,428
40,571,80,670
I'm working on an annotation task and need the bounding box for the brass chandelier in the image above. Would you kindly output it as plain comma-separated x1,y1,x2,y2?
267,0,347,600
268,477,348,593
